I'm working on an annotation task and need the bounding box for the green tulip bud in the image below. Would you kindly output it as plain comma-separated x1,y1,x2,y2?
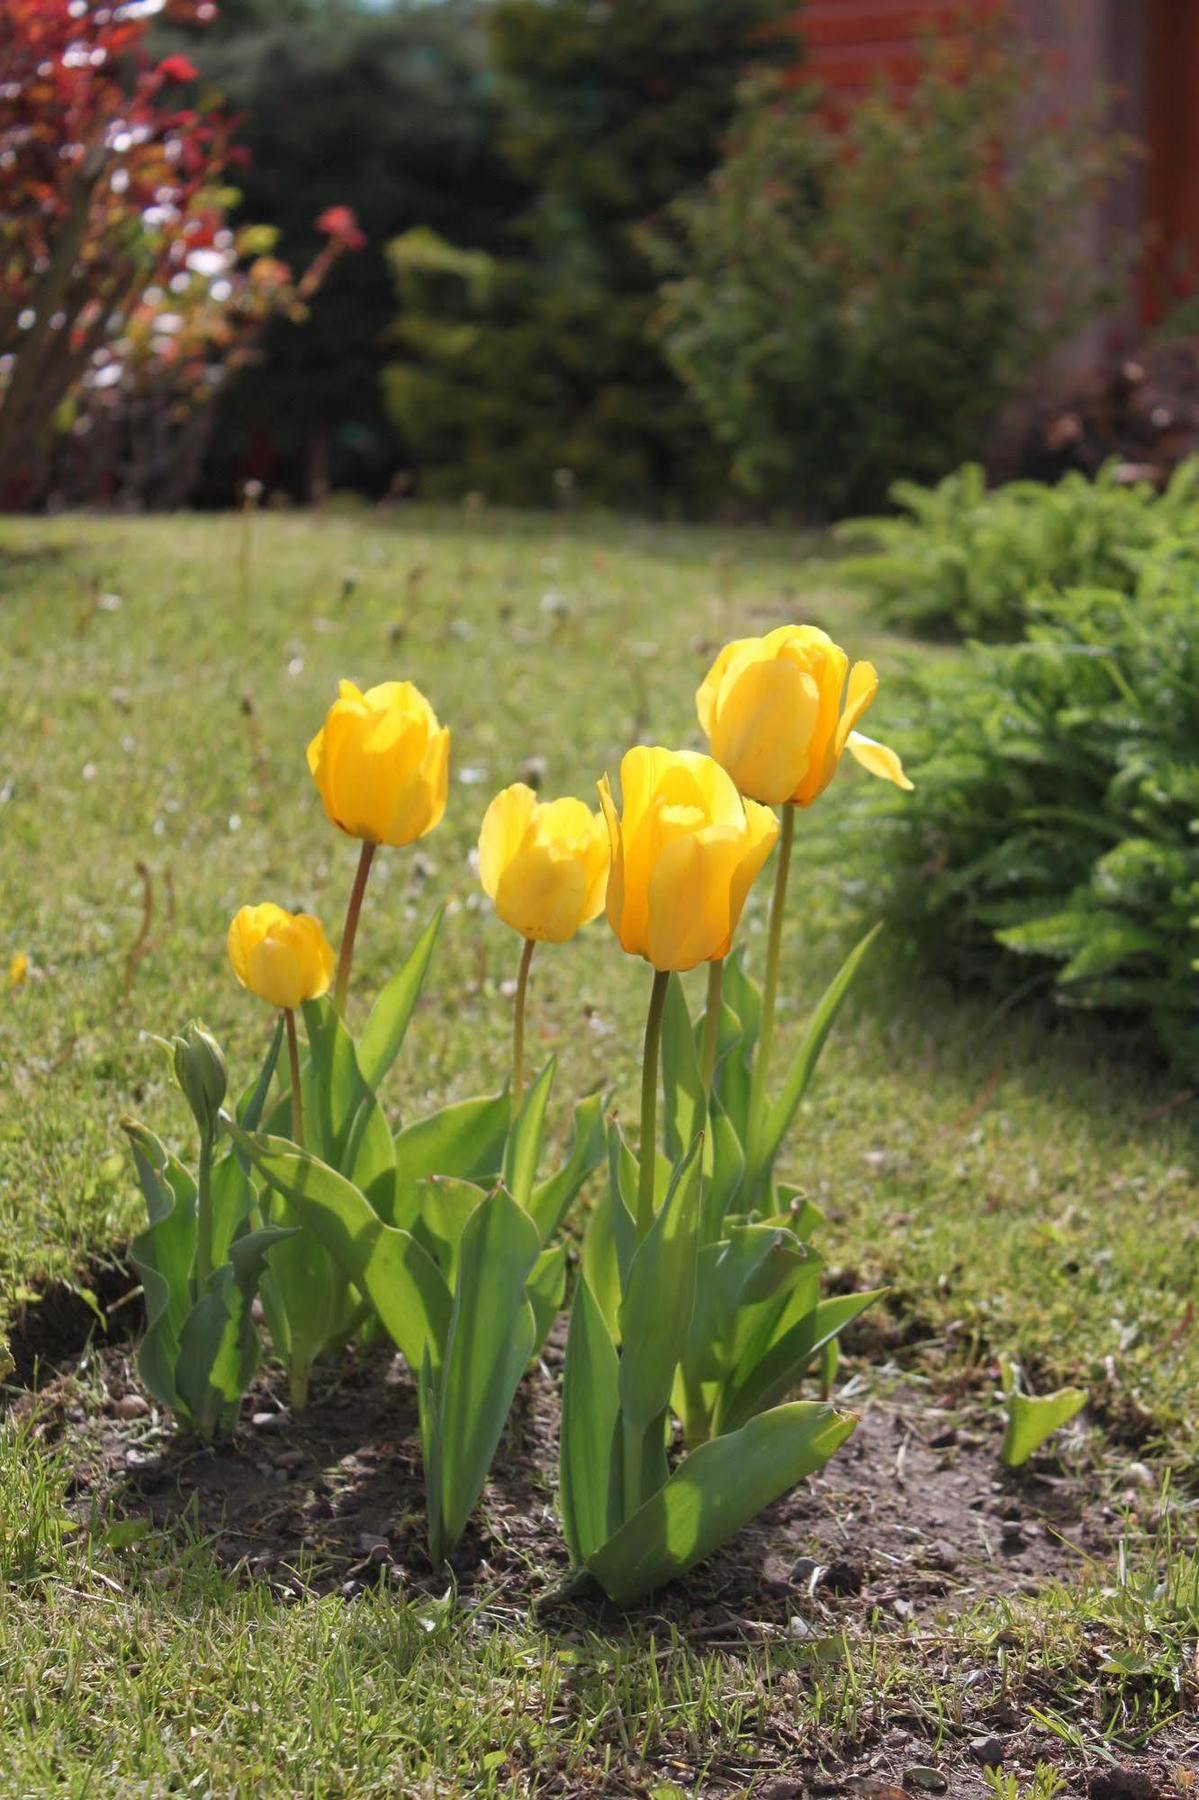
169,1020,227,1141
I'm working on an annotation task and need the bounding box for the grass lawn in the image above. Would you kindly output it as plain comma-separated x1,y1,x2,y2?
2,507,1196,1796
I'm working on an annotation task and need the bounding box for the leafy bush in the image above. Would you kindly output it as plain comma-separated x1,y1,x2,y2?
653,23,1126,517
872,554,1199,1068
836,460,1199,641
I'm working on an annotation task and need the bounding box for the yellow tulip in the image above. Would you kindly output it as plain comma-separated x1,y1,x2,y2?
478,783,609,943
227,903,335,1012
307,678,450,847
598,747,779,972
696,625,913,808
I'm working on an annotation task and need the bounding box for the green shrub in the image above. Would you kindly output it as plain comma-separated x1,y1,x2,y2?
652,23,1127,518
837,460,1199,641
871,551,1199,1069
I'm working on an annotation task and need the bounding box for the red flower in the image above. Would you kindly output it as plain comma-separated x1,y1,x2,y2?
158,55,199,84
316,205,367,251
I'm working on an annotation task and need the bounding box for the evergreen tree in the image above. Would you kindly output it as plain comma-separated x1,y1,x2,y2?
386,0,794,510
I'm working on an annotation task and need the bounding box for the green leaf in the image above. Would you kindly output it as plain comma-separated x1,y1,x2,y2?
702,1095,745,1244
357,909,442,1093
230,1127,450,1377
586,1402,857,1607
682,1224,807,1385
431,1187,541,1558
581,1137,637,1345
124,1122,196,1412
756,924,881,1184
1000,1361,1087,1467
301,998,395,1213
236,1014,284,1131
408,1176,485,1287
617,1136,703,1433
661,975,702,1162
528,1091,605,1244
208,1150,256,1271
502,1058,555,1210
393,1093,510,1230
559,1275,621,1565
174,1226,295,1438
716,1289,885,1436
527,1242,566,1362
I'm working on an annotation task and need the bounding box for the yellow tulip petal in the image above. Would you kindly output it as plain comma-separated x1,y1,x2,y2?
709,655,820,805
645,829,734,972
478,783,539,899
834,660,879,757
598,772,635,954
495,841,588,943
722,799,781,954
846,730,913,791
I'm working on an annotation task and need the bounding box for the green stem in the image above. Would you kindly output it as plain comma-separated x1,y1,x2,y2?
284,1008,305,1149
333,839,377,1016
747,802,795,1182
699,957,724,1097
636,969,671,1240
195,1133,214,1296
511,936,536,1110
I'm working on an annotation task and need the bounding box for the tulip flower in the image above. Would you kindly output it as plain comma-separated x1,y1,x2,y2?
696,624,911,811
598,746,779,1235
698,625,912,1189
227,902,334,1146
307,678,450,1012
479,782,610,1103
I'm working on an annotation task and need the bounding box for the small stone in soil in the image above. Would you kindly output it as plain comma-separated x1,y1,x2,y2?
358,1532,389,1554
340,1580,363,1601
969,1737,1006,1767
252,1410,289,1431
115,1394,150,1419
903,1768,948,1794
1087,1771,1156,1800
273,1450,306,1472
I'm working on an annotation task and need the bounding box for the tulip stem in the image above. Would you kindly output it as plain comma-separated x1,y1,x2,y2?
511,936,536,1111
284,1007,305,1149
748,802,795,1185
194,1134,214,1296
334,840,376,1016
636,969,671,1240
699,958,724,1098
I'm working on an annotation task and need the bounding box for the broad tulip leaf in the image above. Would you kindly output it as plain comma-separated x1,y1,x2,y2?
174,1225,295,1438
408,1175,486,1287
527,1242,567,1362
1000,1361,1087,1468
502,1058,555,1210
702,1095,746,1244
560,1275,621,1565
581,1163,636,1345
716,1289,885,1436
392,1093,510,1230
125,1121,197,1410
618,1135,703,1433
586,1402,857,1607
209,1149,256,1271
661,975,702,1163
757,924,881,1184
357,908,442,1094
717,952,761,1143
231,1127,450,1376
528,1091,605,1243
683,1225,808,1385
432,1187,540,1558
769,1186,826,1243
235,1014,284,1131
301,998,395,1212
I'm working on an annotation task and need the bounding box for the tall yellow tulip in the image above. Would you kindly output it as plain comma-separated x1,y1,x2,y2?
598,747,779,1238
597,747,778,974
478,782,610,1103
696,624,911,809
307,678,450,1013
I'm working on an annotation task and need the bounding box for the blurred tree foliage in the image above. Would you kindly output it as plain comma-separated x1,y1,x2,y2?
385,0,793,510
165,0,525,499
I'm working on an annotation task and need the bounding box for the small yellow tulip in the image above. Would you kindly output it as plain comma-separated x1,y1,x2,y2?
307,679,450,847
478,783,609,943
227,904,335,1012
7,951,28,989
697,625,913,808
598,747,779,972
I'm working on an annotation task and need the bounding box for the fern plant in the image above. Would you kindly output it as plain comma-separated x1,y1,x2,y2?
867,546,1199,1068
836,458,1199,641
